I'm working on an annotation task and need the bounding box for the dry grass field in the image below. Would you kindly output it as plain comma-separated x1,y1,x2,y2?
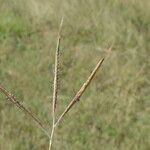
0,0,149,150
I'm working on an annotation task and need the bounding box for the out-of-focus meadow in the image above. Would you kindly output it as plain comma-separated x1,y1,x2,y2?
0,0,149,150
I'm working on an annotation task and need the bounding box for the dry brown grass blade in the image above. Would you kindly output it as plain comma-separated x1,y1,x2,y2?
0,84,50,138
55,58,105,126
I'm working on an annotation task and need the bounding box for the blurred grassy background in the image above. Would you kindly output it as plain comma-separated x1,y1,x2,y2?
0,0,149,150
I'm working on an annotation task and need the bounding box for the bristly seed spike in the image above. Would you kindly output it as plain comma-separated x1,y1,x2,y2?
49,16,64,150
0,84,50,138
55,58,105,126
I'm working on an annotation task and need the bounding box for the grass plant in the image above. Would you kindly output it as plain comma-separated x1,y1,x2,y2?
0,0,149,150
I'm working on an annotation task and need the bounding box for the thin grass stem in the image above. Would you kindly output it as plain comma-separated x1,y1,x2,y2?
0,84,50,138
49,17,63,150
55,58,105,126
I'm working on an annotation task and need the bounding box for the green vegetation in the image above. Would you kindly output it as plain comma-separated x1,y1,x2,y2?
0,0,149,150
